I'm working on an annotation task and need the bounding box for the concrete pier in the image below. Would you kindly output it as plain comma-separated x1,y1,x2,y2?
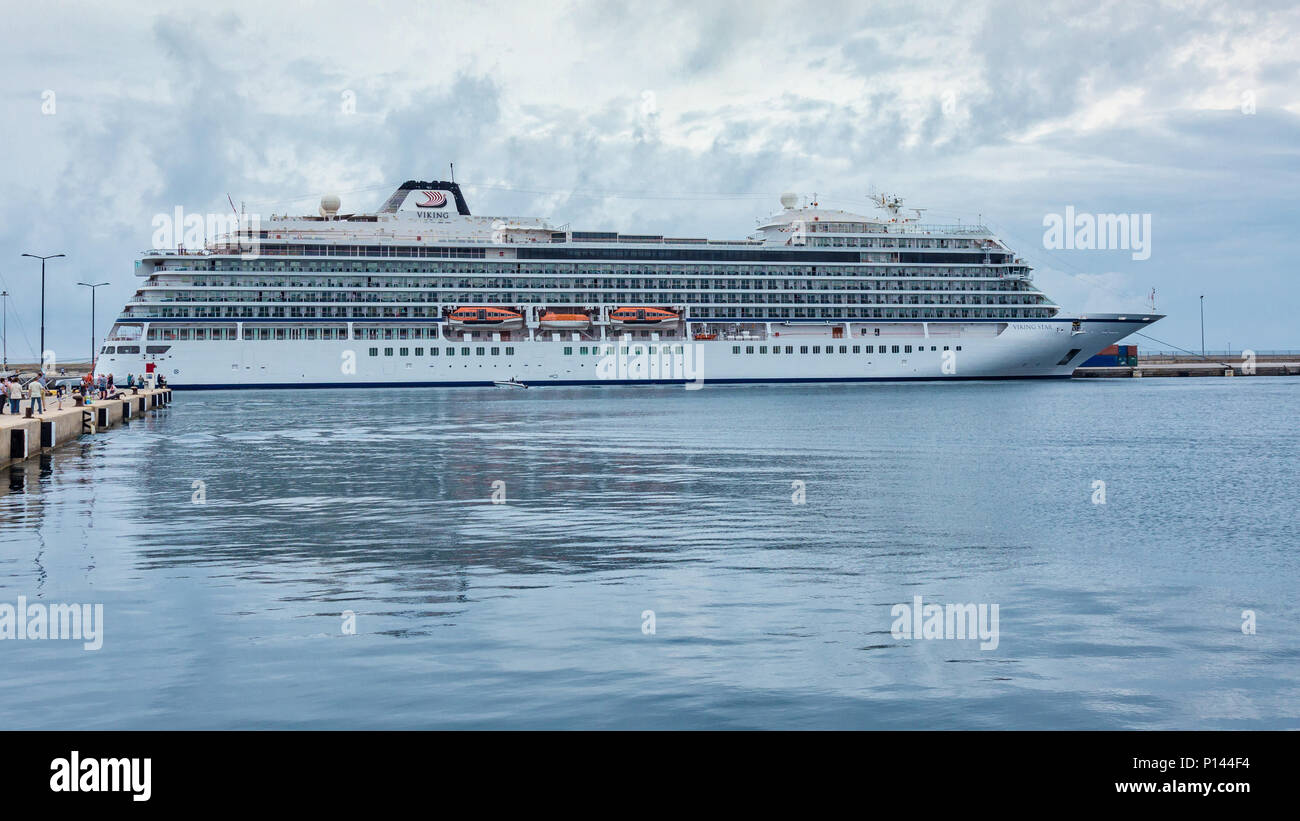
0,387,172,468
1075,355,1300,379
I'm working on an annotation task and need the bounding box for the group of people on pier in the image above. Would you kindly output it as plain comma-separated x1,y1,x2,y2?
1,370,158,416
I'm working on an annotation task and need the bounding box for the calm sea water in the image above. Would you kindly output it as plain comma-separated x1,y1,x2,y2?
2,378,1297,729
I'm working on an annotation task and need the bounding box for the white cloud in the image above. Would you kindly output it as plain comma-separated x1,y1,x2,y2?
0,0,1297,358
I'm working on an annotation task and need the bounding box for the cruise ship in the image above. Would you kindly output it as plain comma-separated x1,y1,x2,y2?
95,180,1161,388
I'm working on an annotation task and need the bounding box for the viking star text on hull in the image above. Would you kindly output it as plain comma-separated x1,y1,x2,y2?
95,180,1162,388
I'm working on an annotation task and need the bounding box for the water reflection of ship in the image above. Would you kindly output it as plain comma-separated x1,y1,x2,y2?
115,392,733,582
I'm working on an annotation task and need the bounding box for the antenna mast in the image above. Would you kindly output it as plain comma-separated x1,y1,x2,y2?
868,189,905,220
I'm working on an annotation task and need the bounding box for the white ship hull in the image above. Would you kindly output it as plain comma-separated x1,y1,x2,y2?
95,316,1153,389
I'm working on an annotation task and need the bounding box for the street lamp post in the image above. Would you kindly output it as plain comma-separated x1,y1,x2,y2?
21,252,65,369
0,290,7,372
77,281,110,366
1199,295,1205,357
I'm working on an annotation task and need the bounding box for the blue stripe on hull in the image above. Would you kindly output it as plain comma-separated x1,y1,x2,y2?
173,374,1073,390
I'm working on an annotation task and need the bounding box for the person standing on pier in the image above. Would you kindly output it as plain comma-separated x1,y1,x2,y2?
8,377,24,415
1,378,11,414
31,374,47,414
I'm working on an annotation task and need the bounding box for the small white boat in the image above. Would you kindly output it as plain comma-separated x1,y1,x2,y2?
493,378,528,389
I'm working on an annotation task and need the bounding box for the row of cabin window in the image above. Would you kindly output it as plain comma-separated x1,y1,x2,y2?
550,344,966,356
369,347,518,357
145,327,352,341
153,274,1031,291
375,345,698,356
204,256,996,274
138,326,675,342
145,327,458,341
136,307,1055,321
731,344,963,354
563,346,685,356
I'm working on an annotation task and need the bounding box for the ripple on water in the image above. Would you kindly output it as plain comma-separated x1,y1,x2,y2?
1,380,1298,728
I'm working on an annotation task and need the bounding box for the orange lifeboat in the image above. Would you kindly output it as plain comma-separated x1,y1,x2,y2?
610,307,679,327
693,333,716,340
539,311,591,330
448,306,524,330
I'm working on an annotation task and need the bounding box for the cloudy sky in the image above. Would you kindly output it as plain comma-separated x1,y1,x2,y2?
2,0,1297,362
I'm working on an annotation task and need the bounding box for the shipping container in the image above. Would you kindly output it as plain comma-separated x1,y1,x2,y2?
1082,354,1124,367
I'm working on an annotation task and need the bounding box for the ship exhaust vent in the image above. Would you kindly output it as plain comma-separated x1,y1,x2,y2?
379,180,471,215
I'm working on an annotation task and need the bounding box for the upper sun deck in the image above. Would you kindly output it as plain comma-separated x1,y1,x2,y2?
754,196,999,246
140,181,1010,260
755,210,995,237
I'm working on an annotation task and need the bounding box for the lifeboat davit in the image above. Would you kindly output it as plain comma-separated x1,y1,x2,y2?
447,307,525,330
610,307,679,328
539,311,591,330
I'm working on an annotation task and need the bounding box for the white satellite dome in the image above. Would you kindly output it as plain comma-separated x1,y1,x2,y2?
319,194,341,218
779,191,798,210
